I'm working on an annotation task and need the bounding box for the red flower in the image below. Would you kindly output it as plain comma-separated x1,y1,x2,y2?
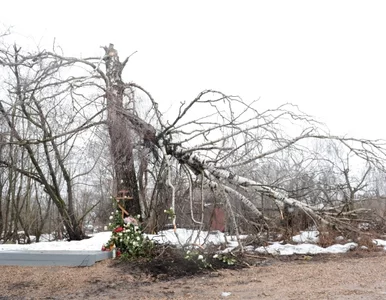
114,226,123,233
101,245,106,251
116,249,121,257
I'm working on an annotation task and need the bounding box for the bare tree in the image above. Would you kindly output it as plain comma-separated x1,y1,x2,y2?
0,45,104,240
318,142,372,211
2,41,386,240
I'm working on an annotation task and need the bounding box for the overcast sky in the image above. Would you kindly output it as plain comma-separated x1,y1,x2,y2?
1,1,386,139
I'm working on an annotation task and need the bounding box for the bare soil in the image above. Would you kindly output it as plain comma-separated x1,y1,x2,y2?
1,251,386,299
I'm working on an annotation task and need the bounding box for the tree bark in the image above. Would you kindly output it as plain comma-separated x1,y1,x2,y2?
103,44,140,216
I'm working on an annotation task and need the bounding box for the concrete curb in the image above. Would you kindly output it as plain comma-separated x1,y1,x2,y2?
0,250,112,267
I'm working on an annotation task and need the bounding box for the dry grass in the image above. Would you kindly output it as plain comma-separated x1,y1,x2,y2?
317,230,341,247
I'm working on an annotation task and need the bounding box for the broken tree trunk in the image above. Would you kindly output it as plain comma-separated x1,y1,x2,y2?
103,44,140,216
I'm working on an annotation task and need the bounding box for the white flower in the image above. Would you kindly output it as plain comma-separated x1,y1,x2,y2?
186,250,191,254
108,223,112,226
136,214,141,219
197,255,204,260
116,210,119,213
110,211,114,215
213,254,218,258
164,209,167,213
133,241,138,246
136,236,141,241
109,216,113,220
118,232,123,236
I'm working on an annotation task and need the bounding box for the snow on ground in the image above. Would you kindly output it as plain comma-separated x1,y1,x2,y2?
255,242,358,255
146,228,248,247
292,231,319,243
373,239,386,251
0,229,385,256
0,232,112,251
146,228,227,246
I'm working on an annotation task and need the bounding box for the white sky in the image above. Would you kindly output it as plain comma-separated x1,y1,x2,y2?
1,0,386,139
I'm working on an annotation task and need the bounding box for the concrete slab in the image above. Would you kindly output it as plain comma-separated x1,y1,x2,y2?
0,250,112,267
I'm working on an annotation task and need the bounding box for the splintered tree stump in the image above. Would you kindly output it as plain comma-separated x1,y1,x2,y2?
115,190,133,219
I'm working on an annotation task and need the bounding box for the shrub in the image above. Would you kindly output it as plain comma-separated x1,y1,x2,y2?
103,207,153,259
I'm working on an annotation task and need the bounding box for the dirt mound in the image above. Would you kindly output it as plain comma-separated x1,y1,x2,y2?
111,245,249,280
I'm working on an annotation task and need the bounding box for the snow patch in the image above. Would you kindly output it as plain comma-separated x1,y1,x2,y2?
0,232,112,251
255,242,357,255
292,231,319,243
373,239,386,246
0,228,380,257
146,229,226,246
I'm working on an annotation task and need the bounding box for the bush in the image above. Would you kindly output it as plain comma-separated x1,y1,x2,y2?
103,208,154,259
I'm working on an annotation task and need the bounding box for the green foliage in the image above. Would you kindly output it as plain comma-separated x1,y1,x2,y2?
104,200,153,259
213,253,236,265
163,207,175,220
184,249,212,269
182,247,240,270
108,209,123,230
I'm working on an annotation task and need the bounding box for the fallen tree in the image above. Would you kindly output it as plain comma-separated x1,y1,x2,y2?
1,43,385,239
